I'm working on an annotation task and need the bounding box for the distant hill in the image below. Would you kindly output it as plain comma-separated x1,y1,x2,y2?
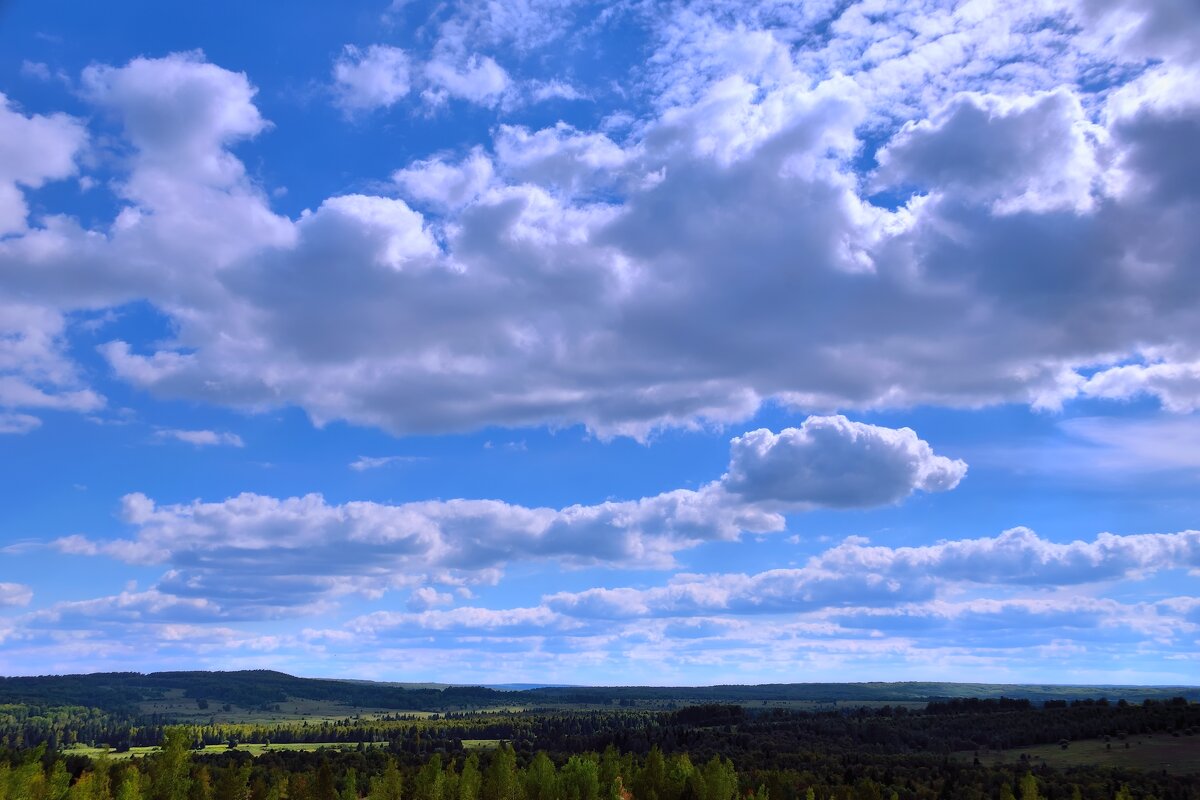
1,670,1196,718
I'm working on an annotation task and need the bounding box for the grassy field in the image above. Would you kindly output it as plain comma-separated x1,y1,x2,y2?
461,739,502,750
64,742,390,761
136,689,438,724
958,734,1200,775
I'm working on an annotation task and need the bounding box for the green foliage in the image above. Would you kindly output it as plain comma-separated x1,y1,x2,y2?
151,728,193,800
1018,772,1041,800
458,753,483,800
559,755,599,800
367,760,403,800
482,745,522,800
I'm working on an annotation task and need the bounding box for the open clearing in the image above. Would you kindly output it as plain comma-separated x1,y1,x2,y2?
64,742,390,761
136,689,436,724
959,734,1200,775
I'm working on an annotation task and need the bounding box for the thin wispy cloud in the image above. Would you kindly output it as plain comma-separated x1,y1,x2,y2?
155,429,244,447
349,454,423,471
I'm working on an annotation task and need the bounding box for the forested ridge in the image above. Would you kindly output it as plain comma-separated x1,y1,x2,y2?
3,674,1198,718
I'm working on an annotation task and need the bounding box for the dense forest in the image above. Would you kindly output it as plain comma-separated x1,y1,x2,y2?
2,724,1196,800
3,674,1197,718
1,695,1198,799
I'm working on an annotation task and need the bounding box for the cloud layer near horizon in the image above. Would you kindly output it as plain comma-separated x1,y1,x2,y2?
49,416,965,616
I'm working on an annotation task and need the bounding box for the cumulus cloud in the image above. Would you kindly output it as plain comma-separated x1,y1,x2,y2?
873,89,1105,215
333,45,412,112
0,99,94,430
406,587,455,611
53,417,961,613
723,417,966,508
544,526,1200,621
0,93,87,235
423,52,511,107
82,51,268,188
1081,361,1200,412
0,2,1198,443
156,428,244,447
0,8,1195,437
393,148,495,210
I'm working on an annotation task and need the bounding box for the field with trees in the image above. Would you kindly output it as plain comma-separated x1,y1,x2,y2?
0,672,1197,799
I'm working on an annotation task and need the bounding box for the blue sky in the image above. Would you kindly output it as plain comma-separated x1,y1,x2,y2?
1,0,1199,685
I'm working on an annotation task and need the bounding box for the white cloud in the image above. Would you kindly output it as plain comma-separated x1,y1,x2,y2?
349,454,421,471
873,89,1105,215
333,45,412,112
0,583,33,607
53,418,961,614
545,526,1200,620
394,148,495,210
0,412,42,435
529,80,587,103
1081,361,1200,412
82,51,268,187
406,587,456,611
493,123,630,197
2,6,1200,439
155,428,244,447
423,53,511,107
20,61,54,82
1059,415,1200,473
723,417,966,508
1075,0,1200,64
350,605,565,636
0,92,86,235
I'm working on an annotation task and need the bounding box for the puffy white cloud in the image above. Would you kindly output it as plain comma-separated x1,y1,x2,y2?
333,45,412,112
82,51,267,187
1080,361,1200,411
545,526,1200,619
873,89,1105,215
423,52,511,107
53,418,961,613
493,123,630,197
155,428,244,447
406,587,455,611
2,6,1200,438
723,416,966,508
394,148,495,210
0,99,94,430
0,93,86,235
